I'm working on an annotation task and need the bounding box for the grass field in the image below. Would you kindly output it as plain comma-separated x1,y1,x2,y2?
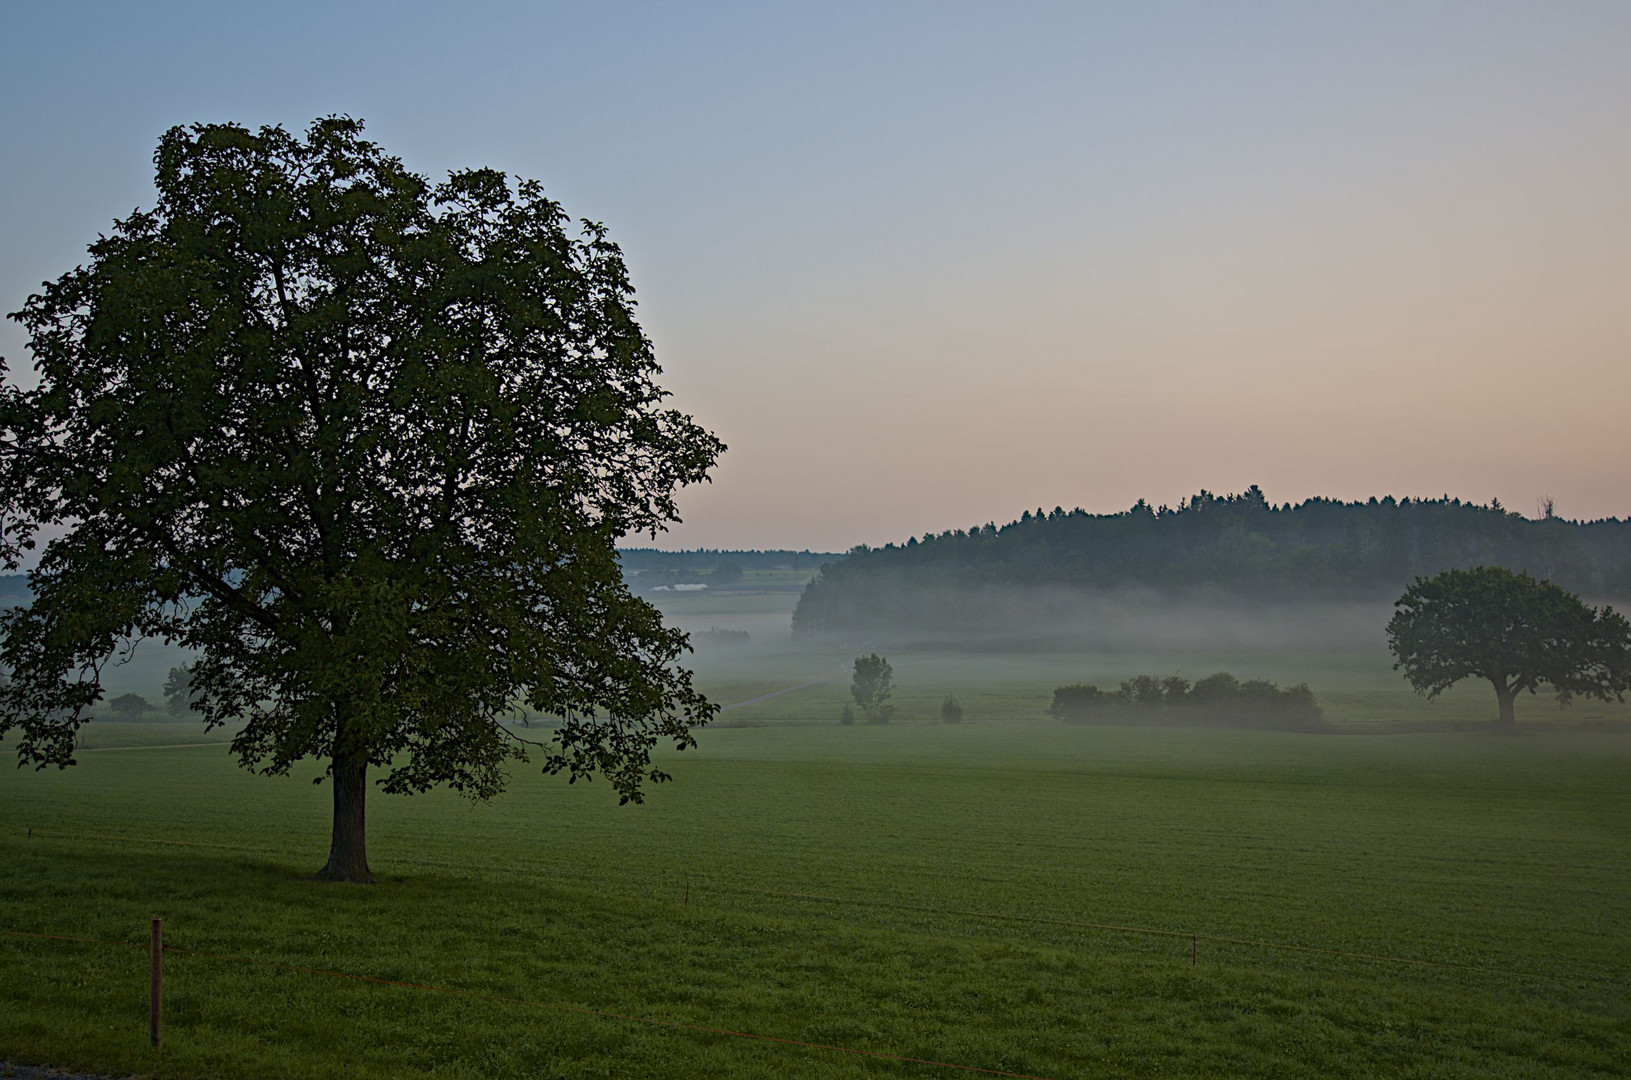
3,587,1629,1077
4,710,1629,1078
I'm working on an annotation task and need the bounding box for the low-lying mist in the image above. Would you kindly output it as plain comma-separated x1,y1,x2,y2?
796,583,1396,655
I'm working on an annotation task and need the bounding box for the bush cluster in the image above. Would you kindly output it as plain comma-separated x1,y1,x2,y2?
692,627,751,650
1048,672,1323,731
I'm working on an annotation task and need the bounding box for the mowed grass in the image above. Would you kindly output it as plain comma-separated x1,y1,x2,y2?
2,718,1628,1079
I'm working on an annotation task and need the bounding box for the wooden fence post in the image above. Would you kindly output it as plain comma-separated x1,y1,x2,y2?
150,917,162,1048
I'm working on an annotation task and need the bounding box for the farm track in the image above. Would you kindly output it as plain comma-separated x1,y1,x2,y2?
78,742,230,752
718,668,845,711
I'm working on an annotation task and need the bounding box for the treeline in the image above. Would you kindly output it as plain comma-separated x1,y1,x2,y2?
618,549,840,572
1049,673,1324,731
792,488,1631,639
619,548,841,588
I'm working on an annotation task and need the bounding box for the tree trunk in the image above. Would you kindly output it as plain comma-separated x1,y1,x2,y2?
315,755,373,883
1492,681,1518,732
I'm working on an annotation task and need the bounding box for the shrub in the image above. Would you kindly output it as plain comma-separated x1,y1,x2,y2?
1051,672,1323,731
940,695,964,723
108,693,151,720
692,627,750,650
1049,683,1120,723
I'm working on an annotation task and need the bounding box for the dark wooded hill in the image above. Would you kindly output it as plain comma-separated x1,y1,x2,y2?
791,488,1631,644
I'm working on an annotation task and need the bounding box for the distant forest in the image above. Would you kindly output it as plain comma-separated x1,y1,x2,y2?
617,548,840,588
617,549,839,573
792,488,1631,641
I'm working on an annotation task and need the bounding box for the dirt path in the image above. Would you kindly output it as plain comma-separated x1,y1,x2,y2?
718,668,844,711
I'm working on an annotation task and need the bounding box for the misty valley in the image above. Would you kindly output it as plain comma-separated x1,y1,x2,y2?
7,495,1628,1078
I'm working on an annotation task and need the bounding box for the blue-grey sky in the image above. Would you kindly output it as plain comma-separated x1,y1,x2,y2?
5,2,1629,549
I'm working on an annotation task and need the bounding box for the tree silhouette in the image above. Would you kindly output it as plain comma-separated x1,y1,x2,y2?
0,118,723,881
1387,567,1631,728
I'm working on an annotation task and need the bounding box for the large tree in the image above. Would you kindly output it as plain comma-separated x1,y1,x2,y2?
0,118,724,882
1386,566,1631,729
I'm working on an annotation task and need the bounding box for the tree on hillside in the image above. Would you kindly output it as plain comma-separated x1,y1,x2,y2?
850,654,894,724
1386,567,1631,729
0,118,724,882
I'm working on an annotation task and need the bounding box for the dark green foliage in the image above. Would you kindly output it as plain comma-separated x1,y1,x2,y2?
0,118,723,878
1050,672,1323,730
850,654,893,724
839,704,855,725
939,694,963,723
1387,566,1631,727
1121,673,1166,708
1048,683,1114,721
793,488,1631,640
1190,671,1241,706
106,693,150,720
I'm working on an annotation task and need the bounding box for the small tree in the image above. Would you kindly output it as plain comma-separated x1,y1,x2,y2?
1387,566,1631,729
108,693,151,720
850,654,894,724
163,666,195,716
939,694,963,723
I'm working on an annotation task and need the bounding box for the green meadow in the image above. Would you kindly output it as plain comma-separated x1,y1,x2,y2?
3,586,1629,1078
2,717,1628,1076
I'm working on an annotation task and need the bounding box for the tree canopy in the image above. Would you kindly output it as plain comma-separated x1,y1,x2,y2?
0,118,724,881
1386,567,1631,728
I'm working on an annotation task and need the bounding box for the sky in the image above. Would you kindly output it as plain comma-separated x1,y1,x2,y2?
3,1,1629,551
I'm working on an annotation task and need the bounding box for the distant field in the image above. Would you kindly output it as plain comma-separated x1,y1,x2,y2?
664,584,1631,732
683,644,1631,733
76,582,1631,733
